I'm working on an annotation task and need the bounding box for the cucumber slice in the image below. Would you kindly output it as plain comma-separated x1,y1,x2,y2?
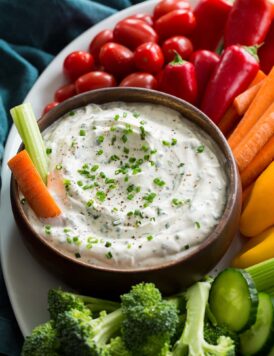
209,268,258,332
240,293,274,355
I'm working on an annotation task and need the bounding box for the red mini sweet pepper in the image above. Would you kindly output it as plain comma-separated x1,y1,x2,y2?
191,0,232,51
259,21,274,74
224,0,272,47
158,53,197,104
200,45,259,124
190,50,220,107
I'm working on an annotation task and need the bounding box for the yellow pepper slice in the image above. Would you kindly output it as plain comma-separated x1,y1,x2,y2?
232,227,274,268
240,161,274,237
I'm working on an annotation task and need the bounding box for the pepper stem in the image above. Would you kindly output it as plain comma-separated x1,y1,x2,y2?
243,45,261,62
170,52,185,66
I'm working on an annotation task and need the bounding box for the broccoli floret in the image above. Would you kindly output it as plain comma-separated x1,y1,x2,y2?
121,283,179,356
204,322,240,352
55,307,123,356
22,321,60,356
172,281,236,356
48,289,119,321
102,337,132,356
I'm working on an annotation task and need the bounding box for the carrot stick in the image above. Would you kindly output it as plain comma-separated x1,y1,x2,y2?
248,69,266,86
240,134,274,188
233,81,264,116
218,106,239,137
228,66,274,149
233,102,274,172
8,150,61,218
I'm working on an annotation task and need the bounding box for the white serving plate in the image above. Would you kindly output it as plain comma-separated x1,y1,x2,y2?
0,0,242,337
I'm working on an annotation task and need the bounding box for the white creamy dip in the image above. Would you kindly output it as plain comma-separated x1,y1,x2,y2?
23,102,228,269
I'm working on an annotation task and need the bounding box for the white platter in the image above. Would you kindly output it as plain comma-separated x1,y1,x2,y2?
0,0,242,337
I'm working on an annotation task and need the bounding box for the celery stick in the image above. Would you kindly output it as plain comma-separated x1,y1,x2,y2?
246,258,274,293
10,103,48,183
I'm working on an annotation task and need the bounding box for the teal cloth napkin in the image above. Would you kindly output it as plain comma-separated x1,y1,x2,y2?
0,0,144,354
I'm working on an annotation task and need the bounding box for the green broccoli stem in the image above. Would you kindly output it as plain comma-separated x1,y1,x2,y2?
76,293,119,313
246,258,274,292
94,308,123,346
173,281,211,356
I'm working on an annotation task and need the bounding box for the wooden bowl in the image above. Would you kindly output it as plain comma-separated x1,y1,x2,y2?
10,88,241,297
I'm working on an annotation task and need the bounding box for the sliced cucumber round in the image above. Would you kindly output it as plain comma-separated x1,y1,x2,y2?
209,268,258,332
240,293,274,355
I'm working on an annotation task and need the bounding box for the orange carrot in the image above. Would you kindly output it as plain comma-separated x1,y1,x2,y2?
233,102,274,172
240,134,274,188
228,66,274,149
233,81,264,116
248,69,266,86
218,106,239,137
8,150,61,218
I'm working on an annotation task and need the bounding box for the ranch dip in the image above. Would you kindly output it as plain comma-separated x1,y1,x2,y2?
23,102,228,269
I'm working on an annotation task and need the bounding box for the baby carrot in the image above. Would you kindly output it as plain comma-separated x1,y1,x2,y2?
233,102,274,172
240,134,274,188
8,150,61,218
218,106,239,137
248,69,266,86
233,81,264,116
228,66,274,149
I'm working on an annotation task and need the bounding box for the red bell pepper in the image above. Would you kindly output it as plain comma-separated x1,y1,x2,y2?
191,0,232,51
158,53,197,104
224,0,272,47
259,21,274,74
190,50,220,107
200,45,259,124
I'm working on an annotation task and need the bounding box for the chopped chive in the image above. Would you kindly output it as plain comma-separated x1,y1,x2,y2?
147,235,153,241
121,134,128,143
79,129,86,136
63,179,71,191
123,147,129,154
162,140,171,147
197,145,205,153
56,164,62,170
97,149,103,156
91,164,99,172
150,149,157,155
99,172,106,179
69,111,75,116
86,200,94,207
153,178,166,187
171,138,177,146
64,227,71,233
96,191,106,202
66,237,72,244
133,112,140,118
105,251,113,259
195,221,201,229
77,180,83,187
109,155,120,162
140,126,146,140
110,126,117,132
46,148,52,155
114,114,120,121
143,192,156,206
105,241,112,247
111,135,117,145
97,135,104,144
141,145,149,152
171,198,184,207
132,167,142,175
127,193,134,200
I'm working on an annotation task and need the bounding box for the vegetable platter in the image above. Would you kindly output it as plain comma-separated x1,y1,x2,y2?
2,0,274,354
